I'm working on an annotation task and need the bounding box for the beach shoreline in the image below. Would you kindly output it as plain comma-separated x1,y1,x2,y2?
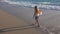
0,2,60,34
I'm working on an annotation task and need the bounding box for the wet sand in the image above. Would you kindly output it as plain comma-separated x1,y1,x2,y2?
0,2,60,34
0,9,46,34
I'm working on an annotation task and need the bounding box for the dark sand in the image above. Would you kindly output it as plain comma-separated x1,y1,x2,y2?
0,2,60,34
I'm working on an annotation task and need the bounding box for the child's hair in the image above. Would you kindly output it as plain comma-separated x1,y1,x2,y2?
34,6,39,13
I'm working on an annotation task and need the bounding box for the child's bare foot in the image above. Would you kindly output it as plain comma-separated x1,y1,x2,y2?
37,25,40,27
35,23,40,28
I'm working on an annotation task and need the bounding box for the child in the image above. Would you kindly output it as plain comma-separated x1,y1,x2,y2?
33,6,42,27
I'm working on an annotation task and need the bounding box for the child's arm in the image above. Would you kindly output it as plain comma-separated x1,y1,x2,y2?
33,13,35,19
38,9,42,15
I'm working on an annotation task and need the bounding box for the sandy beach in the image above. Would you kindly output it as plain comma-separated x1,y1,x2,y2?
0,9,40,34
0,2,60,34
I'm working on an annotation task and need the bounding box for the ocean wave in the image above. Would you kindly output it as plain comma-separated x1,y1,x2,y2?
1,0,60,10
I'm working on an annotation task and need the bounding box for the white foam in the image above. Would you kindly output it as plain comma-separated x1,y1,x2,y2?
1,0,8,2
37,2,51,4
1,0,60,10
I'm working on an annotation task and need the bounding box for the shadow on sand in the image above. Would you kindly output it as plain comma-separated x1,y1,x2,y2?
0,24,35,33
0,24,60,34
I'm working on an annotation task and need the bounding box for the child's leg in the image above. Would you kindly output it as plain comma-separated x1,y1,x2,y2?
36,19,40,27
37,20,40,27
35,16,40,27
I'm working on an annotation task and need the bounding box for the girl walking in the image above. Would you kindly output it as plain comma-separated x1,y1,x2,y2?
33,6,42,27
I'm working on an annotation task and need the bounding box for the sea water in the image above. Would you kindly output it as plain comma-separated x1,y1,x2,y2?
1,0,60,10
0,0,60,34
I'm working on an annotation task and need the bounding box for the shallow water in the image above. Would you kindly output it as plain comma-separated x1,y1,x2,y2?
0,2,60,34
1,0,60,10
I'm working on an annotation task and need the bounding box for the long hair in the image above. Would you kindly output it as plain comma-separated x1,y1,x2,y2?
34,6,39,13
